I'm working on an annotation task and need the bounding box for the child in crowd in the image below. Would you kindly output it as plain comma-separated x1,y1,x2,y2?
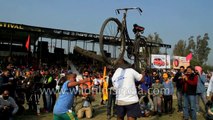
206,96,213,120
151,76,163,116
139,95,153,117
162,72,174,114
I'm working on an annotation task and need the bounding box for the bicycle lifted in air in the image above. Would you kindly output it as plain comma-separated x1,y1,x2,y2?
99,7,148,72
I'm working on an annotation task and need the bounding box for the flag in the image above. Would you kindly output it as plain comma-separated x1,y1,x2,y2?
186,52,192,61
102,66,108,101
25,35,30,51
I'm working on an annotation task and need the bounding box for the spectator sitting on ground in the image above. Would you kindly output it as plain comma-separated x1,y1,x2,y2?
77,84,93,119
139,95,154,117
0,90,19,120
206,95,213,120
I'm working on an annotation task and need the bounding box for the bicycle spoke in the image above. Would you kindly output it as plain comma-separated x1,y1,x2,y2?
99,18,125,65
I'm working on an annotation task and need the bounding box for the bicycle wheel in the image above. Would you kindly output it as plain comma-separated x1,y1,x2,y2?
99,17,125,65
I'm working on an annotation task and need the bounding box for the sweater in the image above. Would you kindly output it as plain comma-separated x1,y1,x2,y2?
183,73,198,95
0,95,18,115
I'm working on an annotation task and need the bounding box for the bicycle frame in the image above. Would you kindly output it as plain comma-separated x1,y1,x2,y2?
99,7,143,68
116,8,147,72
116,7,142,45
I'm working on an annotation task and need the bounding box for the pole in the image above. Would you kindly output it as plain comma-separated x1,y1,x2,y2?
68,40,70,54
92,42,95,51
149,46,152,69
166,49,167,70
9,33,13,57
61,38,62,48
51,38,52,53
39,37,42,67
55,39,57,48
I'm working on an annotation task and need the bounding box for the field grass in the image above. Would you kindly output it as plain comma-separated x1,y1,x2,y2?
15,94,206,120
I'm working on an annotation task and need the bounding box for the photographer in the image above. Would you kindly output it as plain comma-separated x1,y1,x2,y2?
0,90,18,120
77,84,93,119
182,66,198,120
82,70,93,89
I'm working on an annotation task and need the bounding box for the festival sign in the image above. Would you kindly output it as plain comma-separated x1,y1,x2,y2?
173,56,190,69
151,54,171,69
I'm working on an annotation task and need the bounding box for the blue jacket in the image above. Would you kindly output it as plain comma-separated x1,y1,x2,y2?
196,74,206,94
162,81,174,95
140,75,152,92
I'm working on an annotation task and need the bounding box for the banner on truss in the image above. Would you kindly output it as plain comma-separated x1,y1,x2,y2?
173,56,190,69
151,54,171,69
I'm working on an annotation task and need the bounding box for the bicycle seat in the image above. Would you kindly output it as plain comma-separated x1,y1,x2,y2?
133,24,145,34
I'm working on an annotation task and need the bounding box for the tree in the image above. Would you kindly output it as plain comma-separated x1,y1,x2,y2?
173,40,187,56
195,33,210,65
147,32,163,54
173,33,211,66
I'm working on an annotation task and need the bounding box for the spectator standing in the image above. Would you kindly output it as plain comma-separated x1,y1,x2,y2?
162,72,174,114
152,70,162,83
173,66,185,112
195,66,207,114
92,73,101,94
182,66,198,120
0,69,10,94
107,70,116,120
140,70,152,95
207,72,213,98
42,70,54,112
151,76,163,116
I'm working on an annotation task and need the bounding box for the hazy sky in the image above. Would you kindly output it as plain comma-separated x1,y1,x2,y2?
0,0,213,65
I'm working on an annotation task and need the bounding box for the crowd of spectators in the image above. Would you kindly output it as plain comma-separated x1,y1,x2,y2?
0,55,213,120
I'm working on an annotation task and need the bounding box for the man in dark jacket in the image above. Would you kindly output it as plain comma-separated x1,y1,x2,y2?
182,66,198,120
173,66,185,112
0,69,10,94
107,70,116,120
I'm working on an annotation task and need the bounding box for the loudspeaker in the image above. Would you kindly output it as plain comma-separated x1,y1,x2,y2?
54,48,64,54
38,41,48,50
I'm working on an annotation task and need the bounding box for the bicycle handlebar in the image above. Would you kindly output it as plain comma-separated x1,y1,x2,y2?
115,7,142,15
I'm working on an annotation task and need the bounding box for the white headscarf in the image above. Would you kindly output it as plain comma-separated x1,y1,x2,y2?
207,72,213,96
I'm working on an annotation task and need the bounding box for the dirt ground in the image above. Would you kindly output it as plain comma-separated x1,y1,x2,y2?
15,94,206,120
